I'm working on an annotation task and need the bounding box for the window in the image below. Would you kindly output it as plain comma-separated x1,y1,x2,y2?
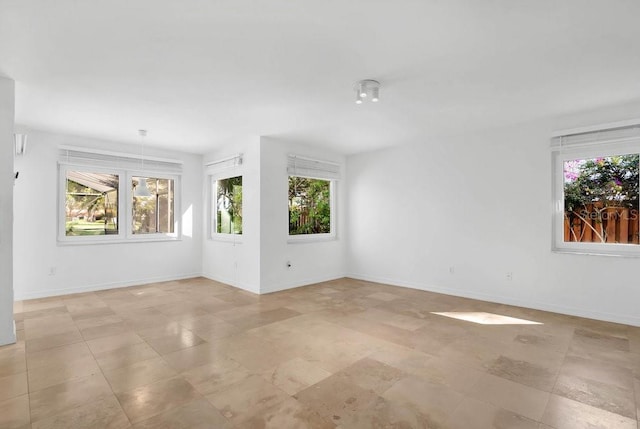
58,146,182,243
214,176,242,235
65,171,119,236
133,177,175,234
288,176,331,235
287,154,339,240
552,124,640,255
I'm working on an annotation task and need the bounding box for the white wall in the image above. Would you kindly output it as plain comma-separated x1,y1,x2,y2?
201,137,262,293
13,129,203,300
347,104,640,327
259,137,347,293
0,77,15,345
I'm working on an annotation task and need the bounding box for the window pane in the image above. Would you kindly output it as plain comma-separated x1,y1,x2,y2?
65,171,119,236
133,177,175,234
288,176,331,235
563,154,639,244
215,176,242,234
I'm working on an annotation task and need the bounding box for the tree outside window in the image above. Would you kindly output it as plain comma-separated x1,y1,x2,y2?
216,176,242,234
288,176,331,235
563,154,639,244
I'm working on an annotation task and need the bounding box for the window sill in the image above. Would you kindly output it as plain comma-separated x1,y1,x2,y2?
288,234,337,244
57,235,181,246
210,234,243,244
552,247,640,258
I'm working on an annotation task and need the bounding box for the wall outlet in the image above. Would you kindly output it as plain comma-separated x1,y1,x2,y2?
48,267,57,276
506,272,513,281
449,266,455,274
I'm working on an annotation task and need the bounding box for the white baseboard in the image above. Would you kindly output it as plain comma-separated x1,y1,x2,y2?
260,273,346,294
200,272,259,295
200,272,346,295
14,272,202,301
348,273,640,328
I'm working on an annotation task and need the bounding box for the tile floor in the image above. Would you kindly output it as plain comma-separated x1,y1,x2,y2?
1,277,639,428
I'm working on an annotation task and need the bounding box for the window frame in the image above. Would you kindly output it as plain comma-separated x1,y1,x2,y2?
287,175,337,243
552,139,640,257
58,163,181,245
210,173,244,242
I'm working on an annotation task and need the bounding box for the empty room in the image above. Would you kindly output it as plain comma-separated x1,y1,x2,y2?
1,1,639,428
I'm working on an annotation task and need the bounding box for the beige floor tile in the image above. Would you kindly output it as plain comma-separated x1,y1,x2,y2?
80,321,132,341
0,345,27,378
0,394,31,429
162,343,228,373
137,325,205,355
182,358,253,395
382,376,463,426
467,373,550,421
262,357,333,395
244,396,335,429
86,331,145,355
206,375,291,424
25,329,84,354
28,354,101,392
26,342,93,370
116,377,201,423
104,357,177,393
542,394,637,429
449,397,539,429
11,278,640,428
131,398,232,429
94,342,160,371
0,372,28,402
29,373,114,423
31,395,130,429
553,373,636,419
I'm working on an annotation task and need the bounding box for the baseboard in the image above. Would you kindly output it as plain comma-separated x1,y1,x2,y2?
200,272,259,295
347,273,640,328
14,272,203,301
260,273,346,294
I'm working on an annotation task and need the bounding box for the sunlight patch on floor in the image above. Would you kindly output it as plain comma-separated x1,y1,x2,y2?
431,311,542,325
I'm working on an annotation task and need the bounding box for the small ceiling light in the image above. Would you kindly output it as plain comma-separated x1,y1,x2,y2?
134,129,152,197
354,79,380,104
371,87,379,102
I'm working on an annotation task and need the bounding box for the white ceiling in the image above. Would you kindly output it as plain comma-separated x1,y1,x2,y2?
1,0,639,155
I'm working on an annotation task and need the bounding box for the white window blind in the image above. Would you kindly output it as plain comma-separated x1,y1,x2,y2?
204,154,243,174
287,154,340,180
59,146,183,173
551,124,640,151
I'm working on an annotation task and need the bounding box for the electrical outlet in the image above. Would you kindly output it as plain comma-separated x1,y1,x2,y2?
506,272,513,281
449,266,455,274
48,267,57,276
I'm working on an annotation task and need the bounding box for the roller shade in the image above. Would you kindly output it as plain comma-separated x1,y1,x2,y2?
287,154,340,180
204,154,243,174
59,146,183,173
551,124,640,151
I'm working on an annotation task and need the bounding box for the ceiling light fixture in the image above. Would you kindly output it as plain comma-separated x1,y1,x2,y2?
354,79,380,104
134,129,151,197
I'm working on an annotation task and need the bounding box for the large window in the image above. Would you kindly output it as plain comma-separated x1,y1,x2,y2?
288,176,332,235
133,177,175,234
553,124,640,255
65,171,119,236
214,176,243,235
58,147,181,243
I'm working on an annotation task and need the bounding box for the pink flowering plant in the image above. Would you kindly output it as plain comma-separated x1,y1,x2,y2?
564,154,639,242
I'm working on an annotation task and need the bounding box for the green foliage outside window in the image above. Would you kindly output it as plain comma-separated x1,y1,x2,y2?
289,177,331,235
216,176,243,234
